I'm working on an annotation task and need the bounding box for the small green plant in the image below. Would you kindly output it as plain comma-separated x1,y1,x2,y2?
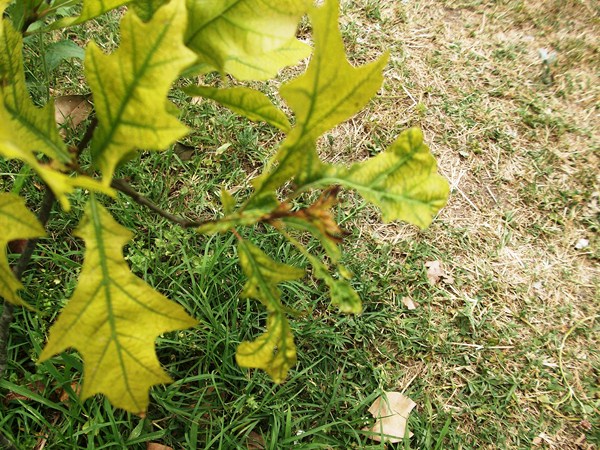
0,0,448,416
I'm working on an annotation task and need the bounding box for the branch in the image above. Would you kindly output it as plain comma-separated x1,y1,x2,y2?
110,178,206,228
76,116,97,157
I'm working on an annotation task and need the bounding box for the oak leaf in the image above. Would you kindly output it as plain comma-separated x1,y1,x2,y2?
0,13,111,210
235,240,304,382
328,128,450,228
46,0,130,30
39,197,198,414
364,392,416,443
253,0,388,194
87,0,196,184
0,194,45,308
185,0,310,80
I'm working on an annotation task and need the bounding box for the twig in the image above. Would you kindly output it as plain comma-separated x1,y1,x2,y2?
76,116,97,157
110,178,206,228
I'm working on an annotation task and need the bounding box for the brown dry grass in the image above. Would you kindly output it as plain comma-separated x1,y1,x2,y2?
326,0,599,448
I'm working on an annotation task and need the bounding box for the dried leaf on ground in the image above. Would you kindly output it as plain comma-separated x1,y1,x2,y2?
3,381,46,403
173,142,196,161
54,94,93,129
425,260,454,285
363,391,416,443
246,431,266,449
58,382,81,404
402,296,418,310
146,443,173,450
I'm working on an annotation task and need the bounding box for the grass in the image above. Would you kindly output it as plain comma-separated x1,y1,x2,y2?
1,0,599,449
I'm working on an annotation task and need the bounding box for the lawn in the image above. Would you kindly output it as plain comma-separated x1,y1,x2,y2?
0,0,598,449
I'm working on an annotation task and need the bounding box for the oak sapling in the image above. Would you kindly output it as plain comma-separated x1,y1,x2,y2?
0,0,448,414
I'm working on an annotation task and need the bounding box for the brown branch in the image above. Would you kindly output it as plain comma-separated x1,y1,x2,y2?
76,116,97,157
110,178,207,228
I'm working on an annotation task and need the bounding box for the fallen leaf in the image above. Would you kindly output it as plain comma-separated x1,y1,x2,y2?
533,432,554,446
425,260,454,285
3,381,46,403
58,382,81,404
147,443,173,450
574,238,589,250
363,391,416,443
54,94,93,129
246,431,266,449
173,142,196,161
215,142,232,155
425,260,443,284
402,296,417,310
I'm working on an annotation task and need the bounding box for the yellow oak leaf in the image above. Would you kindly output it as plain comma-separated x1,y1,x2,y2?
39,197,198,414
185,0,310,80
87,0,196,184
0,194,45,308
0,15,113,210
252,0,388,194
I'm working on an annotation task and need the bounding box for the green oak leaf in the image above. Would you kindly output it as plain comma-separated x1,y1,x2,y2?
252,0,389,194
185,0,311,80
0,194,45,308
324,275,361,314
46,0,131,30
280,0,388,142
284,235,361,314
236,311,296,383
87,0,196,184
0,16,113,210
282,216,342,263
323,128,450,228
185,86,291,132
236,239,304,382
39,197,198,414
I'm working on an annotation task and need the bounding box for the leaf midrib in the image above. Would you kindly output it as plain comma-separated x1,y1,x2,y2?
88,195,136,407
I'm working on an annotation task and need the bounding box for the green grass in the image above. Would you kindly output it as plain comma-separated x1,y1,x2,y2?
1,0,599,449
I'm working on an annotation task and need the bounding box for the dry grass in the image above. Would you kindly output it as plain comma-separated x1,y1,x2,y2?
326,0,600,448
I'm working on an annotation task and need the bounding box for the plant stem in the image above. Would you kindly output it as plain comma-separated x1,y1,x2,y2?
110,178,206,228
76,116,97,157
